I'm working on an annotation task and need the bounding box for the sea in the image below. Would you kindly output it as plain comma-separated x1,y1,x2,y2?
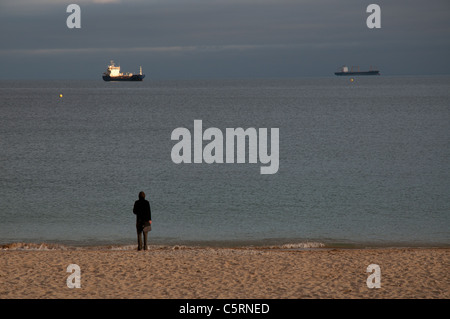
0,76,449,250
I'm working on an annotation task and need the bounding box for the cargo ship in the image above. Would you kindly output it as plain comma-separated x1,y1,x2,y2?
335,65,380,76
102,60,145,81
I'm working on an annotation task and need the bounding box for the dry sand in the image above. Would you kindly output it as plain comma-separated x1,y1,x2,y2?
0,247,448,299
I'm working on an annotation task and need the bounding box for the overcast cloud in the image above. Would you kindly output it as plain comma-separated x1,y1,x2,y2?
0,0,449,79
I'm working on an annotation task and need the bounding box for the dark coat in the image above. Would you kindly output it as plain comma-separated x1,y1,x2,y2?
133,199,151,226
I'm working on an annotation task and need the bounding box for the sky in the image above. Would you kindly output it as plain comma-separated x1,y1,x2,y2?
0,0,449,79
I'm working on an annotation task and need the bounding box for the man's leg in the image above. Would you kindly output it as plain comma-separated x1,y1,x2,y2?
137,229,143,251
143,230,148,250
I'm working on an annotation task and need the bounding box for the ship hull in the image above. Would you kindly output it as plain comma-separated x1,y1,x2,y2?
335,71,380,76
102,74,145,81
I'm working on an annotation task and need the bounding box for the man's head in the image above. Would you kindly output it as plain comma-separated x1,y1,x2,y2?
138,191,145,200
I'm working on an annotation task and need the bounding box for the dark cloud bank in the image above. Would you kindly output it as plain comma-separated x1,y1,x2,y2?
0,0,449,79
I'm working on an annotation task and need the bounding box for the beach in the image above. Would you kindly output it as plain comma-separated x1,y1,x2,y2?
0,246,448,299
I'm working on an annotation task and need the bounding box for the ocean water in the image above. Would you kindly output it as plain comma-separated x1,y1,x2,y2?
0,76,449,249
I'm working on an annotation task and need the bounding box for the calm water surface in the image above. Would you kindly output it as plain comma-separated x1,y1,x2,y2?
0,76,449,248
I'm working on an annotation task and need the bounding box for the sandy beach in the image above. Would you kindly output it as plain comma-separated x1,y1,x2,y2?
0,247,448,299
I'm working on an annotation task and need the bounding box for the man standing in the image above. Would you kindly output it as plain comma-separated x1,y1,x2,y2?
133,191,152,251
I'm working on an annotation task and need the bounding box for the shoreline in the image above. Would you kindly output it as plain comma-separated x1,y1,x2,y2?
1,240,449,251
0,246,448,299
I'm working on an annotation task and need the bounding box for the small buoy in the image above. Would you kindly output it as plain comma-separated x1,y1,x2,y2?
59,94,63,98
350,78,354,82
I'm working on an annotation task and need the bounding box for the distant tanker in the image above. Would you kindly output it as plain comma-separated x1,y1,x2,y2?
102,60,145,81
335,65,380,76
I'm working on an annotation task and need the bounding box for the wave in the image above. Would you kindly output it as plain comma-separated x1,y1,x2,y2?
0,242,72,251
2,241,447,252
275,242,326,249
0,241,327,251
